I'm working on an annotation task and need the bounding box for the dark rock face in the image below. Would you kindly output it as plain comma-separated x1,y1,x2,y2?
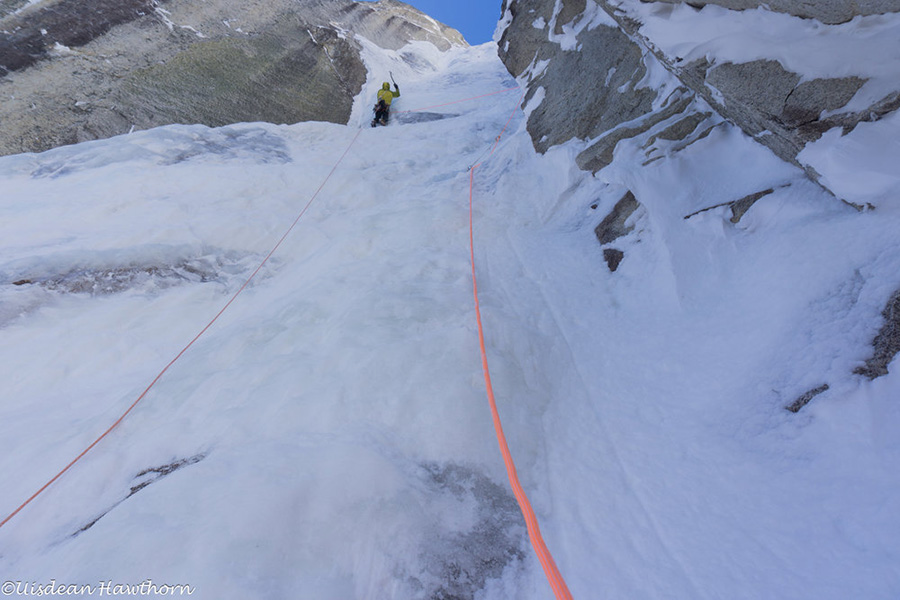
672,55,897,198
0,0,164,74
0,0,465,156
706,60,801,130
595,191,640,246
498,0,716,179
121,23,365,129
641,0,900,24
683,187,777,222
0,0,29,20
603,248,625,272
499,1,662,155
856,290,900,379
497,0,556,78
575,91,696,173
786,384,830,413
696,58,871,159
555,0,587,33
595,191,640,271
524,24,658,154
782,76,868,129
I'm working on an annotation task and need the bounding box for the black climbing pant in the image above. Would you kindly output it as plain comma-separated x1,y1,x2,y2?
373,100,390,126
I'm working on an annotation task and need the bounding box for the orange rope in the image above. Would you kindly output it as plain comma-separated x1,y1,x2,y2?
0,128,363,530
0,88,525,530
468,91,574,600
4,88,574,600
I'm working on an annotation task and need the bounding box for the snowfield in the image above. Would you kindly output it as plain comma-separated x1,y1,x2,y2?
0,39,898,599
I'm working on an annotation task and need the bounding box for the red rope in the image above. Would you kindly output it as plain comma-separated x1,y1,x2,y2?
0,128,363,530
468,90,574,600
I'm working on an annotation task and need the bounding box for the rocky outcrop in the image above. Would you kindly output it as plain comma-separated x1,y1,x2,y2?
786,384,830,413
302,0,466,52
497,0,900,205
521,23,659,154
499,0,681,158
856,290,900,379
683,187,779,223
594,191,641,271
0,0,465,156
497,0,900,390
498,0,727,194
672,55,897,195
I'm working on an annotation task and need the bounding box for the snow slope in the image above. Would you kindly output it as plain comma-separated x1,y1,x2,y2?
1,37,899,600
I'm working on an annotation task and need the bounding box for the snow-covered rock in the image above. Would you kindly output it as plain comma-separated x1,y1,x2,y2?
498,0,900,208
645,0,900,24
498,0,900,390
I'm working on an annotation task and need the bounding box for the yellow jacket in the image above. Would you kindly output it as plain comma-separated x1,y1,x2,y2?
377,82,400,106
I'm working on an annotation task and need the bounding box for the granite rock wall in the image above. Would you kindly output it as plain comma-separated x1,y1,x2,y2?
0,0,465,156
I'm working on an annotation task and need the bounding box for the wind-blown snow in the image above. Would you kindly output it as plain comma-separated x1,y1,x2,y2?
799,107,900,206
0,37,898,600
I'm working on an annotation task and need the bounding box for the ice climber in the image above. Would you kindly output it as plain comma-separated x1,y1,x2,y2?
371,80,400,127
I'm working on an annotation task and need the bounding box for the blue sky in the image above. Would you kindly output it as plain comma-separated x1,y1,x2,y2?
360,1,504,45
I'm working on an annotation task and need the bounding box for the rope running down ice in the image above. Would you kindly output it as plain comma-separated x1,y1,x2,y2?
0,87,527,530
468,89,574,600
2,89,575,600
0,128,363,529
